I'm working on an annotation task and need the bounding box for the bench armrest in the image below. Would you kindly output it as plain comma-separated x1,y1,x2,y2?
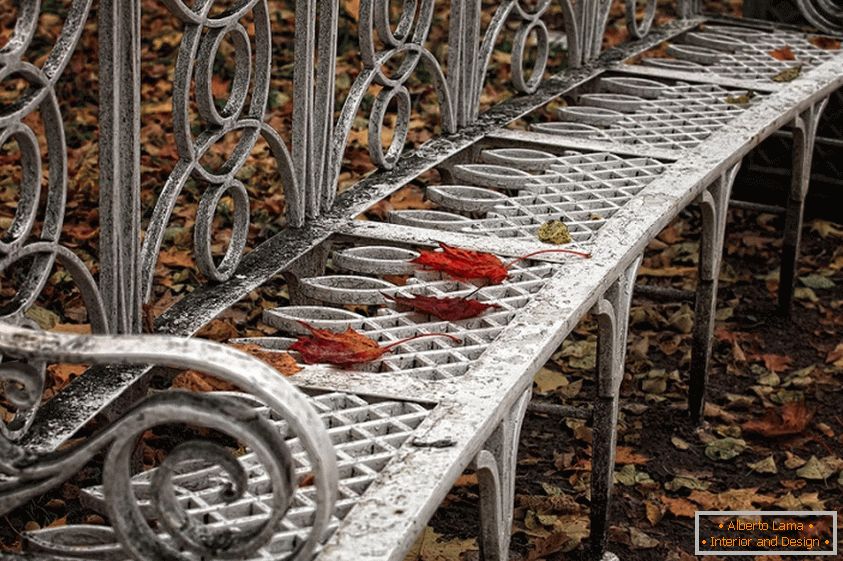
0,322,338,561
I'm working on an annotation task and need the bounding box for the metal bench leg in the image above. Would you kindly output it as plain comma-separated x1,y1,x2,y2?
688,164,740,423
778,99,829,316
474,389,531,561
590,257,642,561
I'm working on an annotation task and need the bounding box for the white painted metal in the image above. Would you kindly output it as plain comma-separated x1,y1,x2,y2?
2,4,842,561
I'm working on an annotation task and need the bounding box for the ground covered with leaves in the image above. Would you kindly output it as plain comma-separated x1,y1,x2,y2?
414,209,843,561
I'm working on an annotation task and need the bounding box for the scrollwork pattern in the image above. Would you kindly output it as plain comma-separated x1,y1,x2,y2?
0,0,102,324
140,0,301,300
625,0,657,39
0,322,338,561
448,0,553,127
0,0,111,443
326,0,457,207
796,0,843,33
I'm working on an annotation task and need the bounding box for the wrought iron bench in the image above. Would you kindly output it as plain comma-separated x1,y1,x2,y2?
1,1,842,560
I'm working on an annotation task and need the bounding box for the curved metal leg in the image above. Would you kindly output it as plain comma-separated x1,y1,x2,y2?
688,164,741,423
778,98,829,316
474,389,531,561
590,257,642,561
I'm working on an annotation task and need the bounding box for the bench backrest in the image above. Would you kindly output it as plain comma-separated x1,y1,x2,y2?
5,0,836,452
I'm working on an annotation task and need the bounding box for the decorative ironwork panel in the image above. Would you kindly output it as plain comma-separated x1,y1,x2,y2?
0,0,113,443
0,0,104,325
0,324,339,561
139,0,302,305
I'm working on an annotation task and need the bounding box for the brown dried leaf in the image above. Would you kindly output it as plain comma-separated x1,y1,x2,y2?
741,401,814,438
660,496,697,518
688,488,774,511
825,342,843,367
629,527,659,550
761,353,791,373
771,65,803,82
615,446,649,465
808,35,841,50
644,501,664,526
516,493,581,514
768,46,796,61
231,343,302,377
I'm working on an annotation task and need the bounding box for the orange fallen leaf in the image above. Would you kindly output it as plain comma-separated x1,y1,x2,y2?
47,516,67,528
173,344,301,392
453,474,479,487
51,323,92,335
158,249,195,268
761,353,791,373
659,496,697,518
808,35,841,50
172,371,238,392
825,342,843,367
615,446,650,465
195,319,240,341
688,488,774,511
232,343,302,376
769,46,796,61
742,401,814,438
45,363,89,397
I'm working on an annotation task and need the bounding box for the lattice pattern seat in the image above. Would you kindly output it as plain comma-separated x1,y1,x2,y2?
639,26,842,81
257,255,561,381
386,150,664,244
26,392,430,560
532,78,767,151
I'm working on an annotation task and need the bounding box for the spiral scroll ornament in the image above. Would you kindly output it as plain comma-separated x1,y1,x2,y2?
103,393,296,561
796,0,843,33
0,324,339,561
141,0,301,300
0,0,102,323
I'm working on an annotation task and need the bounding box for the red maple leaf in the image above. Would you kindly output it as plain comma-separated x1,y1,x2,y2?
289,321,460,366
411,243,590,285
383,293,501,321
